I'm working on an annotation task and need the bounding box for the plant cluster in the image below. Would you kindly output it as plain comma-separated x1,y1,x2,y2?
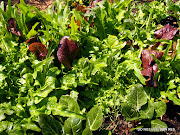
0,0,180,134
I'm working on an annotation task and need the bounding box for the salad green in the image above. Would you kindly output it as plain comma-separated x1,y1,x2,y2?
0,0,180,134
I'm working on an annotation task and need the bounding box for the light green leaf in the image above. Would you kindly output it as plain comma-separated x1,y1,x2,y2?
0,121,8,132
126,84,147,111
59,95,80,113
64,117,82,135
39,114,62,135
166,90,180,105
70,91,79,101
150,119,167,132
124,60,146,85
69,15,79,36
140,101,154,119
82,127,92,135
175,39,180,60
154,101,166,117
86,106,103,131
26,22,39,39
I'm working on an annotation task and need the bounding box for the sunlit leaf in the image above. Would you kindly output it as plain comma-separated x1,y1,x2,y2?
126,84,147,111
86,106,103,131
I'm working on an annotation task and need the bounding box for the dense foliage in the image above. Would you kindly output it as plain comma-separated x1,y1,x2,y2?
0,0,180,134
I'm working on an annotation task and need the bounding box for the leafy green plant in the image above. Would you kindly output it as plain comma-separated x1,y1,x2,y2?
38,93,103,135
0,0,180,134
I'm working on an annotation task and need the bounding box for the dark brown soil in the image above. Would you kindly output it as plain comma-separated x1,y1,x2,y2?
1,0,55,10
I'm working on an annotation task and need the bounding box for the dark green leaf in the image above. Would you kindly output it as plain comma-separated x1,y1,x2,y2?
39,114,62,135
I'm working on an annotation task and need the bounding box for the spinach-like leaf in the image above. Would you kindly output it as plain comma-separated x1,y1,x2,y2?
39,114,62,135
82,127,93,135
153,101,166,117
140,101,154,119
64,117,82,135
126,84,147,111
150,119,167,132
86,106,103,131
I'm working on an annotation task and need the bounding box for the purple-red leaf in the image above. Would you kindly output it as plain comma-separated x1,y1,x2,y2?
141,50,164,87
7,18,22,36
154,24,178,40
26,36,38,44
57,36,80,69
29,42,48,60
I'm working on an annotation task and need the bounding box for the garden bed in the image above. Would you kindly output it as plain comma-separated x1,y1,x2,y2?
0,0,180,135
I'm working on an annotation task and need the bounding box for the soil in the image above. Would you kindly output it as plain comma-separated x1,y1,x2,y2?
1,0,180,135
1,0,55,11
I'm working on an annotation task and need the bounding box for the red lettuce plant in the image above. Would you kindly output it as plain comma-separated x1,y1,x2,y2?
154,23,178,40
29,42,48,60
7,18,22,37
57,36,80,69
141,50,164,87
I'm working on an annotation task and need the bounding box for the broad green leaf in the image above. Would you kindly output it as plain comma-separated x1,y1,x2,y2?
0,111,5,121
82,127,92,135
52,109,86,119
39,114,62,135
59,95,80,113
126,84,147,111
121,103,139,121
64,117,82,135
21,119,41,132
86,106,103,131
153,101,166,117
140,101,154,119
150,119,167,132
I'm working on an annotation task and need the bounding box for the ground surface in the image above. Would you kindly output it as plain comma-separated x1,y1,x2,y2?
2,0,55,10
1,0,180,135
